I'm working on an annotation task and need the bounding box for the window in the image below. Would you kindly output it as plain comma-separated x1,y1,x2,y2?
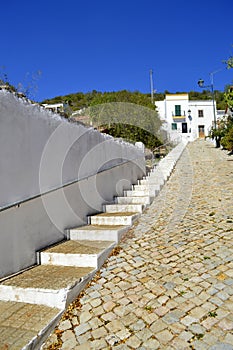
198,110,204,118
171,123,177,130
175,105,181,116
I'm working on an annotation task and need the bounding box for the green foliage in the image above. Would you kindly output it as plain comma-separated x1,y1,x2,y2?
189,89,226,110
0,66,16,92
103,123,162,150
90,90,155,110
220,85,233,152
84,101,163,148
221,124,233,151
42,90,156,111
210,114,233,151
223,56,233,69
42,89,228,112
224,88,233,111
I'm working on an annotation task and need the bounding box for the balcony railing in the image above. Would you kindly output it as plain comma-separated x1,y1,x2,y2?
172,111,186,121
172,111,186,117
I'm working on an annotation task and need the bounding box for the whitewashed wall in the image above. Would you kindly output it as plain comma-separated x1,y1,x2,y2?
0,91,145,278
155,94,216,142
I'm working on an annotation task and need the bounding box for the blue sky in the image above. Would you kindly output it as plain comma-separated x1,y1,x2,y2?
1,0,233,101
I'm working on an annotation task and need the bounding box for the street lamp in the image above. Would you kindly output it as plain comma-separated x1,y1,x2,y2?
197,74,217,145
188,109,192,134
188,109,192,120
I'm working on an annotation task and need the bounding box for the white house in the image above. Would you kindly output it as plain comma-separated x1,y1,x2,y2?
155,93,217,142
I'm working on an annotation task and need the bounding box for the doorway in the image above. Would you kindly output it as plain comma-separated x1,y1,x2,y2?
182,122,188,133
198,125,205,138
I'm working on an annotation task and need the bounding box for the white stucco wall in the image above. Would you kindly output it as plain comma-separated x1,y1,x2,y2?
155,94,216,142
0,91,145,278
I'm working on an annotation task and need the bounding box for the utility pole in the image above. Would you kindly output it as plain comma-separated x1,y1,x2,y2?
150,69,154,105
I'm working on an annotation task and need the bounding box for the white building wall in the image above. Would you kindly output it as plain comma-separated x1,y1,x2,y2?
155,94,216,142
188,100,215,139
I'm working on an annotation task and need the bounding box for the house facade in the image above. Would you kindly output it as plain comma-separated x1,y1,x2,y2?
155,93,217,143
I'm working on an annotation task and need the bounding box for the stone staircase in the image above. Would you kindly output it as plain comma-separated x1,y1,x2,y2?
0,141,187,350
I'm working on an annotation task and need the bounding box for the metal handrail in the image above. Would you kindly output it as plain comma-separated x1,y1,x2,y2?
0,158,137,213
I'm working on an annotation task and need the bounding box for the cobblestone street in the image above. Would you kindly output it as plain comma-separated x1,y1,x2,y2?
43,140,233,350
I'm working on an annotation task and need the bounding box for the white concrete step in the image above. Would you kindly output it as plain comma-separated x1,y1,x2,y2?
124,189,158,197
133,184,161,192
104,203,144,213
68,225,129,243
138,178,164,186
39,240,116,269
0,265,96,309
90,212,140,226
116,195,152,205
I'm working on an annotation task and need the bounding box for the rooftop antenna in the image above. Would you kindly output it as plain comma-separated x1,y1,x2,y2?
150,69,154,104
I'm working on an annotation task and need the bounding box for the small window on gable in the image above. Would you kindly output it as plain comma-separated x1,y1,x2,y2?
171,123,177,130
198,110,204,117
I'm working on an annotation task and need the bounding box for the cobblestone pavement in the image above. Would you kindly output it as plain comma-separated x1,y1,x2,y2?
43,140,233,350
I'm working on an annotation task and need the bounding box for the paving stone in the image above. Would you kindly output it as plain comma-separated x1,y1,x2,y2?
105,333,120,346
113,344,131,350
201,317,218,330
142,338,160,349
75,343,91,350
121,313,138,327
91,325,107,339
154,306,169,316
101,311,117,322
162,310,184,324
61,331,77,349
79,311,92,324
203,332,219,345
74,323,91,337
129,319,146,332
103,300,116,312
189,323,205,334
209,344,233,350
105,319,124,332
89,338,108,349
136,327,153,342
91,305,104,316
59,319,72,331
178,330,193,342
189,306,207,320
125,335,142,348
42,141,233,350
88,317,103,330
89,298,102,308
115,328,131,341
191,340,209,350
170,337,191,349
224,333,233,345
76,331,92,344
61,330,76,343
181,315,198,326
218,318,233,330
155,329,174,344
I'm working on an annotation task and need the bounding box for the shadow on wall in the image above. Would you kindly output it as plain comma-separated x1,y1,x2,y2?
0,91,146,278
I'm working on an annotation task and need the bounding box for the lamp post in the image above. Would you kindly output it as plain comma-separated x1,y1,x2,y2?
197,73,218,146
188,109,192,133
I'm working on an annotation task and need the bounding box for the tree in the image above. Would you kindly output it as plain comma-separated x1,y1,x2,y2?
221,125,233,152
224,86,233,112
224,56,233,69
218,50,233,151
104,123,162,150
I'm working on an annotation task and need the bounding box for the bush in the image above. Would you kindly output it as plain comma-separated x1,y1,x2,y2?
221,126,233,151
